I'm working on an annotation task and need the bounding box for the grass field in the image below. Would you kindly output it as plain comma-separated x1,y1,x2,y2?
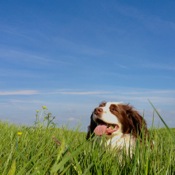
0,107,175,174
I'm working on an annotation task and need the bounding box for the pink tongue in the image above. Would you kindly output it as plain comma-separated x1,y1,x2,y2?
94,125,107,136
94,125,119,136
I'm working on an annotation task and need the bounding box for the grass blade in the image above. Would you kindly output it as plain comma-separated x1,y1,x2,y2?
149,100,175,143
7,159,16,175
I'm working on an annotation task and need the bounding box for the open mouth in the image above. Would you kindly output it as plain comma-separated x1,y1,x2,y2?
94,119,119,136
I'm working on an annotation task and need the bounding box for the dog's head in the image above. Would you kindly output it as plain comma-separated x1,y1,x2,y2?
86,102,148,139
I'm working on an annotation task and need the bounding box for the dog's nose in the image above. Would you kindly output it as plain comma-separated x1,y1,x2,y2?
94,107,103,115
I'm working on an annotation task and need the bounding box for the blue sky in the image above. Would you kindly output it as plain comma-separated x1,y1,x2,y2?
0,0,175,130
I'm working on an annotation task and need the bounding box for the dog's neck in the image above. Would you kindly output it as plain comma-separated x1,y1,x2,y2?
106,133,136,155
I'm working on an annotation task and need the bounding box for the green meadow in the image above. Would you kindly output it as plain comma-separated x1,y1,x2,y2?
0,106,175,175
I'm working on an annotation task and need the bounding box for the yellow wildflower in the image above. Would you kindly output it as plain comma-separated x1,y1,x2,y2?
42,105,47,110
17,131,22,136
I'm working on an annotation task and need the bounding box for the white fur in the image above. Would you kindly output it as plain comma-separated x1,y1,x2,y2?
106,133,136,155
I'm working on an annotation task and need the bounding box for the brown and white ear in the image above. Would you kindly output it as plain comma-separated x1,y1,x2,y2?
125,104,148,138
86,114,97,140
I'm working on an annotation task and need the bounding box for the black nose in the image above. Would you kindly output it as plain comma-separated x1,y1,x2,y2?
94,107,103,115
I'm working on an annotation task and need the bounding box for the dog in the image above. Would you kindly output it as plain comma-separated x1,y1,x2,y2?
86,102,149,155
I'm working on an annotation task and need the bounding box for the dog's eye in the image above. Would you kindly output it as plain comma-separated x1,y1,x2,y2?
110,104,117,112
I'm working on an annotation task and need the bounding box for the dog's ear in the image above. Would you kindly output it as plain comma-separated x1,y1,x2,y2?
115,104,148,138
86,114,97,140
124,104,148,138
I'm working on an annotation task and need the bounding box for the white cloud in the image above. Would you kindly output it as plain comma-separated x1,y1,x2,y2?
114,2,175,33
67,117,79,122
0,90,39,96
96,88,175,109
141,63,175,71
57,90,111,95
0,49,63,65
53,37,106,56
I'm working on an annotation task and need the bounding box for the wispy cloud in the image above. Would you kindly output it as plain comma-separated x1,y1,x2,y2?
141,63,175,71
97,88,175,106
53,37,106,56
0,49,67,65
0,90,39,96
48,90,111,95
113,2,175,33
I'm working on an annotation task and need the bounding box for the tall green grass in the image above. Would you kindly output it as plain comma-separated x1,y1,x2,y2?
0,109,175,174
